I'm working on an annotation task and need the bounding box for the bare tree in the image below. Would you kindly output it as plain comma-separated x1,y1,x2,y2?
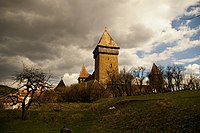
193,77,200,90
107,69,122,97
107,67,133,97
185,74,200,90
7,65,52,120
118,67,133,96
164,66,174,91
163,65,184,91
172,65,184,91
131,66,146,94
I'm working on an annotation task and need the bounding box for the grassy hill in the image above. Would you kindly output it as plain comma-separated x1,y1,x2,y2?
0,90,200,133
0,85,17,98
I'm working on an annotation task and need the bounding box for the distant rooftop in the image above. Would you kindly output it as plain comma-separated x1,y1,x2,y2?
79,64,90,78
54,79,67,92
150,63,161,75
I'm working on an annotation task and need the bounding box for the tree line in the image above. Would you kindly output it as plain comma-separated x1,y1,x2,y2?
107,64,200,97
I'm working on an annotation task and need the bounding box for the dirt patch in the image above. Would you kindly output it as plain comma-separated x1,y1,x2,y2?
154,99,172,109
116,100,138,105
114,99,147,107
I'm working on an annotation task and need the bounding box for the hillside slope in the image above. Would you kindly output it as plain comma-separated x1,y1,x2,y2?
0,90,200,133
0,85,17,98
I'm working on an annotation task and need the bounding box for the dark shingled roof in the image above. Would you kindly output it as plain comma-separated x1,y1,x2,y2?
54,79,67,92
150,63,161,75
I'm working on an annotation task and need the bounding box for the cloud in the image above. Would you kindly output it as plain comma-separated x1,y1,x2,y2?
63,73,79,86
115,24,154,48
0,0,199,86
0,55,36,82
174,56,200,65
184,2,200,16
185,64,200,75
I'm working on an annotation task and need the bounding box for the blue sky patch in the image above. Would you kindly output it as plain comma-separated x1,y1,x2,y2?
150,41,177,54
190,30,200,41
173,45,200,60
136,51,145,58
188,17,200,29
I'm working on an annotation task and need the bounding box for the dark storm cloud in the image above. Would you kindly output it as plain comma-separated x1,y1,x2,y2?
0,37,63,61
0,0,90,42
0,0,139,83
0,56,22,82
0,0,159,84
0,0,138,46
0,0,131,57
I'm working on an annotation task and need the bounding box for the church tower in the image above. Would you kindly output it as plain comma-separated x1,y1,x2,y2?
93,29,120,84
149,63,165,93
78,64,90,83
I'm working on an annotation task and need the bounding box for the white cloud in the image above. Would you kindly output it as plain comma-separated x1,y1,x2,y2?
0,0,199,86
185,64,200,75
131,21,200,68
174,56,200,65
63,73,79,86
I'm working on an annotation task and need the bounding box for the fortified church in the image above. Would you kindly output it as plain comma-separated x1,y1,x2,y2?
54,29,164,94
77,29,164,93
78,29,120,85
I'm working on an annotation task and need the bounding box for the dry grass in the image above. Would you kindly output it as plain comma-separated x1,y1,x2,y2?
1,90,200,133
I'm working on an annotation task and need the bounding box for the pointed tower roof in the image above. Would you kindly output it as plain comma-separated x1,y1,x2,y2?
97,29,119,48
150,63,161,75
79,64,90,78
54,78,67,91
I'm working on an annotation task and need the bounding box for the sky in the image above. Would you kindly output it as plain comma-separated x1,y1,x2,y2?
0,0,199,87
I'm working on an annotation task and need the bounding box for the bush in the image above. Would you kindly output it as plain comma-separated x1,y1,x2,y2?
39,90,58,103
61,80,109,102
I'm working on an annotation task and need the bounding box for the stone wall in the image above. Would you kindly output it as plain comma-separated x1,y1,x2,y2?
95,53,119,85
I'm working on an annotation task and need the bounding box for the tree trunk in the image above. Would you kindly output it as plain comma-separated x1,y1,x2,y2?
26,99,33,110
21,102,26,120
139,79,143,95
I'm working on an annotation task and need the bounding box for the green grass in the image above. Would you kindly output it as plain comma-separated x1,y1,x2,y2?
1,90,200,133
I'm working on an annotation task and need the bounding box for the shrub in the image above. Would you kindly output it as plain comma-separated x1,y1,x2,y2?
39,90,58,103
61,80,109,102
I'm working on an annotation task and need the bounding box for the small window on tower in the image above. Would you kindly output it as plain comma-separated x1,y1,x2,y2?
110,64,112,67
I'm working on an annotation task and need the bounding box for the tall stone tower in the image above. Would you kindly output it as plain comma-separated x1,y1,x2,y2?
93,29,120,84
